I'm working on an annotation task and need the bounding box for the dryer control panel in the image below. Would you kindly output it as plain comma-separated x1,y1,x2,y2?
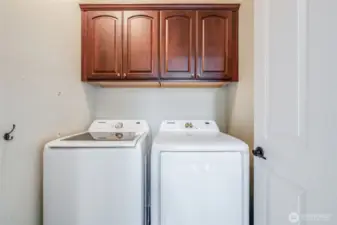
160,120,219,132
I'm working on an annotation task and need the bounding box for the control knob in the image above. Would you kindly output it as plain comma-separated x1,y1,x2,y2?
115,122,124,129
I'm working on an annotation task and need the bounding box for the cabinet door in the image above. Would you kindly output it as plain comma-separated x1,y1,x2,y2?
160,11,196,80
123,11,159,80
85,11,122,80
197,11,233,80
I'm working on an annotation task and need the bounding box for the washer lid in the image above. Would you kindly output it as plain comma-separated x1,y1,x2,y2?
62,132,139,142
153,131,249,152
47,132,144,148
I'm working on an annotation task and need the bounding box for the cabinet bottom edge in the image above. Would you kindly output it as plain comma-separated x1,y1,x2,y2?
87,81,230,88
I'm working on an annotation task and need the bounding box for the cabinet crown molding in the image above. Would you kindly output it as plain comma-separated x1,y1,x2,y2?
79,4,240,11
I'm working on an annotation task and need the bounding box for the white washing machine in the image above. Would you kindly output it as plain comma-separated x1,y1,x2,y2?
44,120,151,225
151,120,249,225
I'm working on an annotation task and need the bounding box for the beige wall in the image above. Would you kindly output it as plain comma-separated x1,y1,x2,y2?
227,0,254,149
0,1,253,225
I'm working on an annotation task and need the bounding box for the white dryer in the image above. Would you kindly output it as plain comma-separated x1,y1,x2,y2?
44,120,151,225
151,120,249,225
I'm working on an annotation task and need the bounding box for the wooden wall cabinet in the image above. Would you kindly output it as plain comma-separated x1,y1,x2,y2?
84,11,122,80
160,11,196,80
197,11,236,81
82,10,158,81
123,11,159,80
81,4,239,87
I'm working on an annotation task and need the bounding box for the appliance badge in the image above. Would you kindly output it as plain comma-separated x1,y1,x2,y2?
185,122,194,128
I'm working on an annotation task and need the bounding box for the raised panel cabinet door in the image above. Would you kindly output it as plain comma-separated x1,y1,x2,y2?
160,11,196,80
123,11,159,80
197,11,234,80
84,11,122,80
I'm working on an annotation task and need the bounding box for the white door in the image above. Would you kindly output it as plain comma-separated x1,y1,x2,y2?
254,0,337,225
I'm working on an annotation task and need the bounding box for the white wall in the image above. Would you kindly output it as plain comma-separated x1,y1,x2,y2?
95,88,228,134
0,0,253,225
0,0,7,198
0,1,95,225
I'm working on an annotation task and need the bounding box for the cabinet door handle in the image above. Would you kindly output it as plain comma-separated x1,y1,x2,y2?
191,74,195,78
197,74,201,78
117,73,121,77
123,73,127,78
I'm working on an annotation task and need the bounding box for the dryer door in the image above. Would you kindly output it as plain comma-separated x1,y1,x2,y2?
160,151,243,225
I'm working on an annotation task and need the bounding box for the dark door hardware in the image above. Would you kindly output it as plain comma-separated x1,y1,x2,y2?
3,124,16,141
252,147,267,160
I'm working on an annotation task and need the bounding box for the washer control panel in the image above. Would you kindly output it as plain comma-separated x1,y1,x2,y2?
88,120,149,133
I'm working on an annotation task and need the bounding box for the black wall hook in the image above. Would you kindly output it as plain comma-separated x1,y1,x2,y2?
4,124,16,141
